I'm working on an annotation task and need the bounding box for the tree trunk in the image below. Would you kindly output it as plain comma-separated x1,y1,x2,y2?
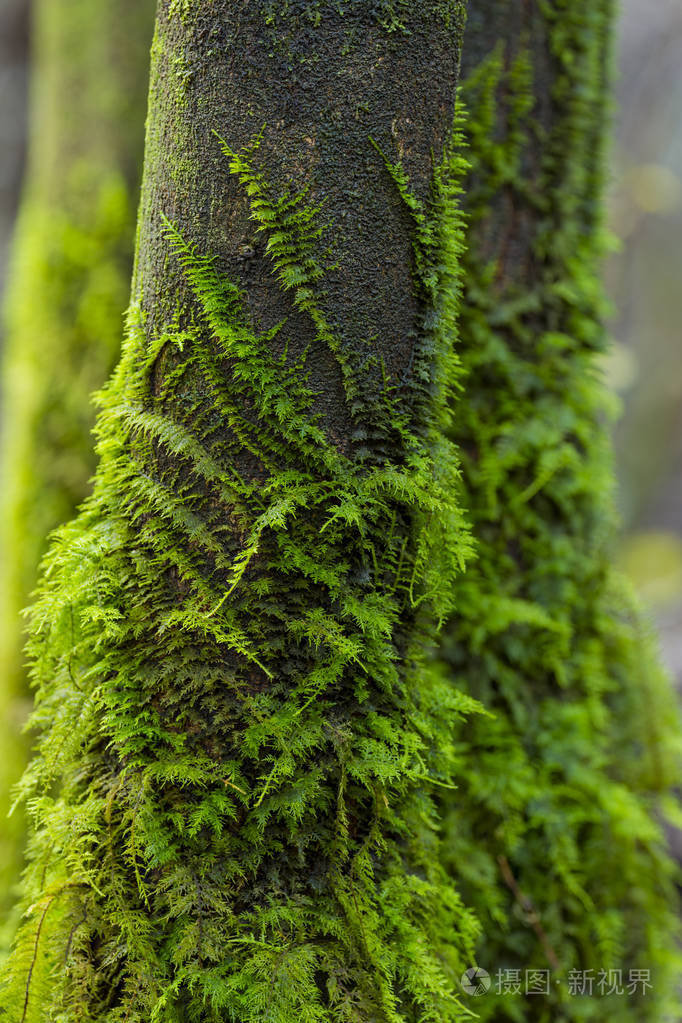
0,0,155,949
0,3,474,1020
441,2,681,1019
0,0,29,290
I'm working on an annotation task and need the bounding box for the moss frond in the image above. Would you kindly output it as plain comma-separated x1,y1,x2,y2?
0,121,477,1021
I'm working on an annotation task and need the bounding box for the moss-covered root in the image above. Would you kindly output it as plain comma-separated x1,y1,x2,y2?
0,0,155,946
440,2,682,1021
0,3,479,1021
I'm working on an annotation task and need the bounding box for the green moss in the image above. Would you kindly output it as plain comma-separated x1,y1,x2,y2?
0,106,479,1018
170,49,195,99
4,5,673,1020
169,0,196,21
439,3,682,1020
255,0,462,37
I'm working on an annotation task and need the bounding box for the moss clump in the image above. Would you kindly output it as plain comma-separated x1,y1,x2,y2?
439,4,682,1020
0,110,480,1019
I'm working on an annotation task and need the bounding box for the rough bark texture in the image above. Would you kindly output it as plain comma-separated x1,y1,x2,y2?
0,3,475,1021
137,0,463,442
441,3,682,1020
0,0,154,947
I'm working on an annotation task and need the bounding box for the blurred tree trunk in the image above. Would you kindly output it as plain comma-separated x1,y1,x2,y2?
0,0,155,945
0,0,29,291
0,3,475,1020
441,2,681,1020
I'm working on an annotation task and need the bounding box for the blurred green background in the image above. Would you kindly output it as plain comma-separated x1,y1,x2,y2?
603,0,682,685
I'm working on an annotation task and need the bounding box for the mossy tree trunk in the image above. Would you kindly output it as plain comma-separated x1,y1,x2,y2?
0,3,476,1020
441,2,681,1020
0,0,155,942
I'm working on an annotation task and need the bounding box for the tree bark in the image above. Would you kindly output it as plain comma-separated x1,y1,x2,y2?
0,0,155,948
441,3,682,1020
0,3,474,1020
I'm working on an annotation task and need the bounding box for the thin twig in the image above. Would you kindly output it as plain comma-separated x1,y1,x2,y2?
497,855,561,972
21,896,55,1023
